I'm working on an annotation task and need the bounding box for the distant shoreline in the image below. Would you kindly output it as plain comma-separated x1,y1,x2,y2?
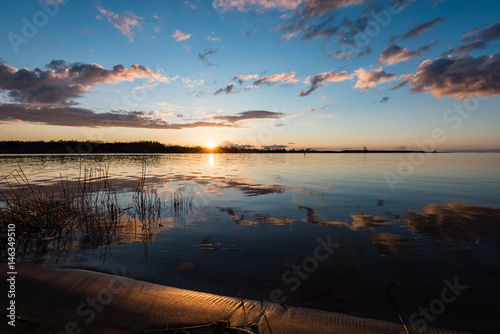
1,141,497,154
0,140,432,154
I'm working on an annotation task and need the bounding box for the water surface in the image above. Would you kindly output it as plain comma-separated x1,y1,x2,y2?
1,153,499,333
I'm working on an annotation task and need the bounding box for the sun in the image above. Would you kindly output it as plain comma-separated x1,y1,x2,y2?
207,141,216,149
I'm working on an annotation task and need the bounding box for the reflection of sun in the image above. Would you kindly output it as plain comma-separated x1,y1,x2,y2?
207,141,216,149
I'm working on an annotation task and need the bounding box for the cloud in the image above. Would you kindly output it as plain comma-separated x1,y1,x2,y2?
213,0,302,12
253,71,299,86
184,0,198,9
278,31,300,43
380,96,389,103
262,144,287,149
445,42,487,56
394,51,500,100
0,60,170,105
300,15,354,41
198,49,219,66
276,1,415,58
224,72,298,91
219,140,254,148
327,51,355,60
390,17,445,42
242,31,251,37
206,36,221,41
213,0,380,59
377,42,436,65
96,7,142,42
214,82,236,95
233,74,259,84
354,68,397,93
182,78,205,88
0,103,237,129
299,0,365,18
295,10,376,57
299,70,353,97
468,21,500,42
320,104,331,110
213,0,369,16
389,76,411,91
231,72,299,91
212,110,287,122
445,21,500,56
172,30,191,41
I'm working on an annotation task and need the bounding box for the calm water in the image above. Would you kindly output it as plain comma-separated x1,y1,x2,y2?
1,153,499,332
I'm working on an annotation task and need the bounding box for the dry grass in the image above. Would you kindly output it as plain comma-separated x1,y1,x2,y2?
0,157,198,261
0,160,171,260
0,165,123,260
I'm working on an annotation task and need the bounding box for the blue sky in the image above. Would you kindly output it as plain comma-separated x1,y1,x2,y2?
0,0,499,150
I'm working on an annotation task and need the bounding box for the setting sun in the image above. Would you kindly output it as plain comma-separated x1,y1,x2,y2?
207,142,216,149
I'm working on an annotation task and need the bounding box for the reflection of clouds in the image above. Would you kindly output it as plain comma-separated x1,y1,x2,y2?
220,180,294,196
165,174,298,197
406,202,500,250
2,163,298,199
155,184,176,195
255,215,294,225
297,202,500,254
194,235,245,251
205,185,220,193
369,232,414,255
219,207,294,226
114,216,177,244
177,261,194,272
349,214,391,229
297,205,344,226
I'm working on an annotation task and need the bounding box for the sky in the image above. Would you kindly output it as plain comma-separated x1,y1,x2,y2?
0,0,499,151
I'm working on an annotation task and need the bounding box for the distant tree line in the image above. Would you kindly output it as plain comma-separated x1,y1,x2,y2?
0,140,315,154
0,141,425,154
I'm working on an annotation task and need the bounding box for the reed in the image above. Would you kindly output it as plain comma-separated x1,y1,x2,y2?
0,164,123,260
132,158,164,250
171,188,193,216
133,159,162,224
0,159,188,260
